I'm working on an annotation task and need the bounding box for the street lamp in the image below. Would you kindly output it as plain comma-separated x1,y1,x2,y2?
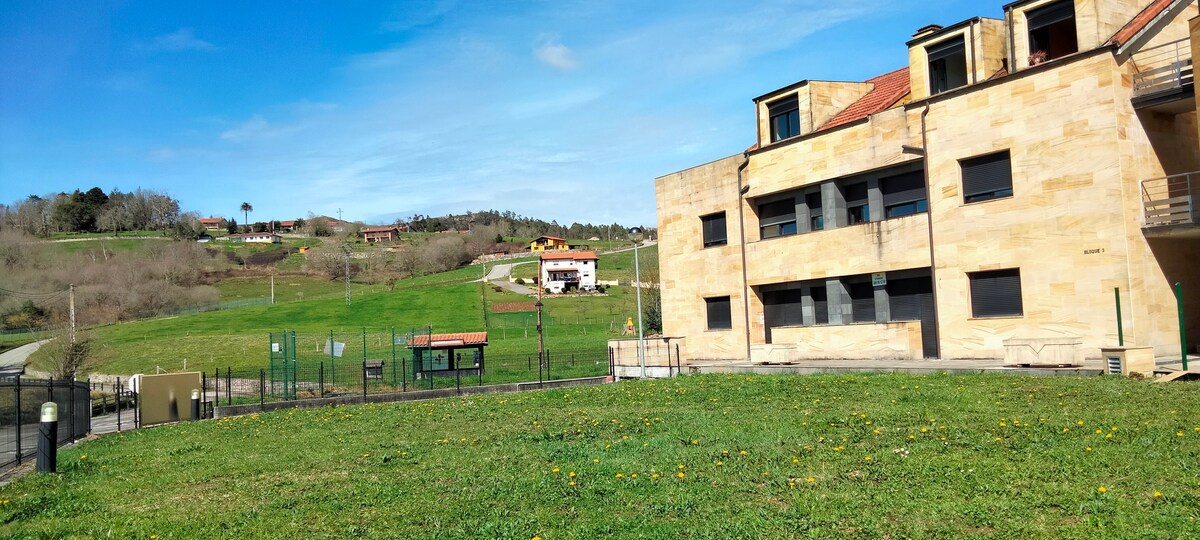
629,227,646,378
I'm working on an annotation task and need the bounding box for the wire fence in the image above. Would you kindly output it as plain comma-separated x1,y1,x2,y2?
204,346,614,409
0,376,91,471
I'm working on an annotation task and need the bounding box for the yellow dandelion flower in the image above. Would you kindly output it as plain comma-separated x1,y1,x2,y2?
716,461,724,466
1177,432,1185,437
792,458,799,463
1097,486,1107,493
1086,447,1093,452
80,454,87,460
788,481,795,487
1076,420,1084,426
806,477,815,483
615,473,624,478
593,458,600,463
864,456,872,461
1062,428,1070,433
691,439,699,445
678,464,685,470
1154,491,1163,498
568,480,576,486
652,473,660,479
1106,433,1114,439
569,471,576,477
631,473,638,478
920,427,928,433
739,450,748,455
552,467,560,474
676,472,685,478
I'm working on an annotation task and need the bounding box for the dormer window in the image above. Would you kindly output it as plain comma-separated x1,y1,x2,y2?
927,37,967,94
768,97,801,142
1027,0,1077,63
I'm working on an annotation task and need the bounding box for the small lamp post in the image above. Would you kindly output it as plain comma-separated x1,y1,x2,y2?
190,389,201,421
37,402,58,473
629,227,646,378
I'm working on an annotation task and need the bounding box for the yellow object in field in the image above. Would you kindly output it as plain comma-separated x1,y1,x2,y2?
625,317,635,335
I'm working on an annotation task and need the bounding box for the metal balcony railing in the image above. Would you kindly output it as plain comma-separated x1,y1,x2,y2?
1131,38,1193,98
1142,171,1198,227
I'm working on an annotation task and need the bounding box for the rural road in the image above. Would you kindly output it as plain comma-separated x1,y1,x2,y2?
0,339,51,377
481,261,536,295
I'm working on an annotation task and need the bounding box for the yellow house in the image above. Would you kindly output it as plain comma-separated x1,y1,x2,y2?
657,0,1199,365
529,235,571,252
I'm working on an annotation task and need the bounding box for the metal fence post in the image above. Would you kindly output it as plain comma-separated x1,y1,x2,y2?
361,361,367,399
676,343,681,376
401,353,407,392
15,375,21,464
538,352,543,388
319,361,325,397
115,376,121,431
260,369,265,407
226,367,232,406
456,368,461,393
69,379,77,443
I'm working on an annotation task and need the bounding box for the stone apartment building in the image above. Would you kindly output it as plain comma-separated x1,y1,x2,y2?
656,0,1199,364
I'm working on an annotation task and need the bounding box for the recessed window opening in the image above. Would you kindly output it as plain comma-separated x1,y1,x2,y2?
968,269,1024,317
961,151,1014,204
701,212,727,248
927,37,968,93
705,296,733,330
806,192,824,231
848,279,875,323
768,97,801,142
882,171,928,218
758,199,797,239
763,288,805,328
1027,0,1077,63
845,182,869,225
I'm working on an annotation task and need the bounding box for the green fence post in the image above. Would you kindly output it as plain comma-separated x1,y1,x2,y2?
391,327,397,388
291,330,298,399
330,329,336,387
1178,282,1188,371
1114,288,1124,346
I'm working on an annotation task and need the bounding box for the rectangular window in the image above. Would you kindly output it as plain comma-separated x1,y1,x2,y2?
768,98,801,142
810,285,828,325
969,269,1023,318
701,212,727,248
927,37,968,94
758,198,797,239
763,288,804,327
961,151,1013,203
1027,0,1077,62
705,296,733,330
848,280,876,323
844,182,869,225
805,191,824,231
882,171,928,218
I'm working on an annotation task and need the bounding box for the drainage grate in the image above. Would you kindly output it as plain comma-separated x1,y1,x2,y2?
1106,356,1122,374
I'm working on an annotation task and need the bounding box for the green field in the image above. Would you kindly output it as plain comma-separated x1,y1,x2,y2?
2,373,1196,538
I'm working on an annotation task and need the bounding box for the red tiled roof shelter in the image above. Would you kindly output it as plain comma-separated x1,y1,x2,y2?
819,67,911,131
540,251,598,261
407,332,489,378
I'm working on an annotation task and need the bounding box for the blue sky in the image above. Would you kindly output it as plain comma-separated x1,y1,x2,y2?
1,1,999,226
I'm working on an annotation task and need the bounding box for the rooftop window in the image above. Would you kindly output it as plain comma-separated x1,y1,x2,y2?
927,36,967,94
1027,0,1077,64
768,97,801,142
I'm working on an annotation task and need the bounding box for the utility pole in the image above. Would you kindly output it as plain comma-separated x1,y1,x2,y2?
341,244,352,306
68,284,76,344
629,228,646,378
270,273,276,305
535,256,545,373
337,208,344,222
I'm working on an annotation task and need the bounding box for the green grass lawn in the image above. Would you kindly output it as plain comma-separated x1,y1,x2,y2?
2,373,1196,538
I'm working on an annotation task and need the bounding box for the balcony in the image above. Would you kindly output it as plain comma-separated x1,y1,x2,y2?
1142,171,1199,237
1131,38,1194,114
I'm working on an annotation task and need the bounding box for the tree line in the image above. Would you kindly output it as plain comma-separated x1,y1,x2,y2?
402,210,655,240
0,187,196,237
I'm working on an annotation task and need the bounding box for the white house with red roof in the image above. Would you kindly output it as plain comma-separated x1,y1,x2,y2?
540,251,598,293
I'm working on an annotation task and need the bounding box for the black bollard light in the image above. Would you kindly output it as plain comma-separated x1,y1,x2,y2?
37,402,58,473
190,389,201,421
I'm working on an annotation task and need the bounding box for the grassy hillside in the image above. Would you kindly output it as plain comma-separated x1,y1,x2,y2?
2,373,1196,538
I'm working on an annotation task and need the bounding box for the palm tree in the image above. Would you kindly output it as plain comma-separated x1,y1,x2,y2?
240,202,253,226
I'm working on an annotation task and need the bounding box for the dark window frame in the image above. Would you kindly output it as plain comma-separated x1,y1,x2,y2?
960,150,1014,204
701,212,727,248
758,198,797,239
844,182,870,225
927,36,968,94
881,171,928,218
805,191,824,231
1026,0,1077,62
968,268,1024,318
768,97,801,142
705,296,733,330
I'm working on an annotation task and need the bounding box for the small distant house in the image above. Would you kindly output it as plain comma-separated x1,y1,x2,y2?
277,220,298,232
540,251,598,293
530,235,570,252
199,217,226,231
361,226,401,243
226,232,282,244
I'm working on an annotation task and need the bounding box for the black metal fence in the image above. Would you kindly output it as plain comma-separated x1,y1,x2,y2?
203,347,616,409
0,376,91,471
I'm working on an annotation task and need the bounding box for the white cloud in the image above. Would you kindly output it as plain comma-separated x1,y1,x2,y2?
140,28,216,52
219,115,274,141
534,36,576,71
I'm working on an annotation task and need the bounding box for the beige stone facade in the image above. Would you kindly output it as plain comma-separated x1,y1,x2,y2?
657,0,1199,365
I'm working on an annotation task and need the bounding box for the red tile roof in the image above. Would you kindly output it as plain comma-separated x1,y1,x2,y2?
540,251,598,261
1105,0,1177,47
409,332,488,347
818,67,911,132
985,67,1009,81
534,235,566,242
361,226,399,233
199,218,224,224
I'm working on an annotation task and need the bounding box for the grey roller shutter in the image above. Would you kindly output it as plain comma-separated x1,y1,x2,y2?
705,296,732,330
849,281,875,323
926,37,965,63
1027,0,1074,30
969,269,1023,317
764,289,804,327
882,171,926,206
961,151,1012,199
